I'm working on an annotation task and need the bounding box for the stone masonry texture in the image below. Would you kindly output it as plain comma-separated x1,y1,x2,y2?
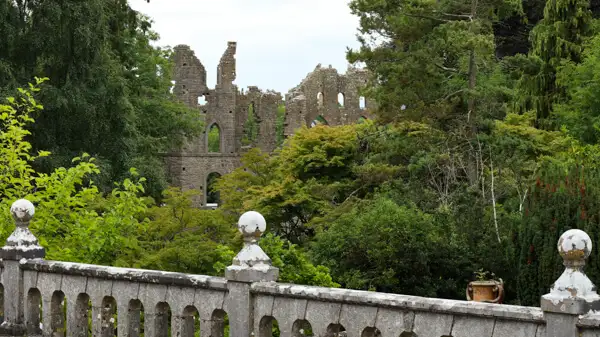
166,42,374,206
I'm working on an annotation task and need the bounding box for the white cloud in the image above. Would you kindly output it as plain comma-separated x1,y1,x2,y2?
128,0,361,93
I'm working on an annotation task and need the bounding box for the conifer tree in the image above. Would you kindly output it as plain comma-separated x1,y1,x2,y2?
516,0,593,126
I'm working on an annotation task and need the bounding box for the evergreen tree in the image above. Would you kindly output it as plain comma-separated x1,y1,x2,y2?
515,0,594,126
0,0,201,198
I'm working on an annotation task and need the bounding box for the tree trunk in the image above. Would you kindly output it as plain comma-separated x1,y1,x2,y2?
467,0,479,185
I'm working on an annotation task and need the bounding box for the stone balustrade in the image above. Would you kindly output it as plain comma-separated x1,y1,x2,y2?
0,199,598,337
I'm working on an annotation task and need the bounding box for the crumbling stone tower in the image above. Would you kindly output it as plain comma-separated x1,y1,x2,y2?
165,43,373,207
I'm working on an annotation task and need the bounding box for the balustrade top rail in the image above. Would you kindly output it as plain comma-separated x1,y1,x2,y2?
20,259,228,289
0,199,599,337
251,282,545,322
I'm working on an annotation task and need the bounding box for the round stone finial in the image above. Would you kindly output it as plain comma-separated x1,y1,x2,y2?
238,211,266,239
10,199,35,225
558,229,592,262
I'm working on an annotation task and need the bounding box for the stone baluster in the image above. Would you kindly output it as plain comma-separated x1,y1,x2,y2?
541,229,600,337
0,199,45,336
225,211,279,337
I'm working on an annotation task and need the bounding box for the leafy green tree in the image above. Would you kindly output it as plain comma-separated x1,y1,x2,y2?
118,187,238,274
260,233,339,287
0,79,149,265
312,195,470,297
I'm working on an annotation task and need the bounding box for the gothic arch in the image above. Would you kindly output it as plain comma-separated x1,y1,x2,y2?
206,122,222,153
206,172,222,206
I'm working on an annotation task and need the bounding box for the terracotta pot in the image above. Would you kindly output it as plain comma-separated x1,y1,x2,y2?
466,280,504,304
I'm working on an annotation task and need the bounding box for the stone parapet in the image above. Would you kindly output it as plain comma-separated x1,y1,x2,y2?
0,199,599,337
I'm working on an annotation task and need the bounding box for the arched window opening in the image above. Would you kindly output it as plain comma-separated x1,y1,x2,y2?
206,172,222,207
26,288,42,336
128,300,144,337
399,332,417,337
361,327,382,337
243,102,258,145
207,124,221,153
317,92,324,107
155,302,171,337
325,324,346,337
51,291,67,337
210,310,229,337
181,306,200,337
72,293,91,337
337,93,345,107
198,95,207,106
101,296,117,337
310,115,329,128
359,96,366,110
292,320,314,336
258,316,280,337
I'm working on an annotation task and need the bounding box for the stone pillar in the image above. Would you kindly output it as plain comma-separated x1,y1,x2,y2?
541,229,600,337
0,199,45,336
225,211,279,337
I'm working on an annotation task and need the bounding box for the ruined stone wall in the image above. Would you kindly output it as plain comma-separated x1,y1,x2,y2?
167,42,372,206
284,64,374,136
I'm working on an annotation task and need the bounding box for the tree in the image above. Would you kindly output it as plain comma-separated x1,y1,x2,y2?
311,195,471,297
553,33,600,144
0,0,201,198
216,123,372,244
0,79,150,265
347,0,520,126
514,0,594,126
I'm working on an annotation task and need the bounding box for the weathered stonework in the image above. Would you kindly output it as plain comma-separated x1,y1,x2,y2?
284,63,375,136
166,42,373,206
1,200,599,337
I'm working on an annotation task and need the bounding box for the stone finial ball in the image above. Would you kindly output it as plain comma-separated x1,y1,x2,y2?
558,229,592,261
238,211,266,238
10,199,35,224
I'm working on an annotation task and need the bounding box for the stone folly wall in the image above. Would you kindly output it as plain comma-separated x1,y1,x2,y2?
166,43,372,206
284,64,375,137
2,199,600,337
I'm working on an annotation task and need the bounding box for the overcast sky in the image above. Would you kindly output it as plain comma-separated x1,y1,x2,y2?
128,0,361,94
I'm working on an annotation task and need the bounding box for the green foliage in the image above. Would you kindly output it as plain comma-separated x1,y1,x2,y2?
0,82,337,290
260,233,339,287
0,79,149,265
242,103,258,146
208,124,221,153
554,33,600,143
312,196,469,297
514,0,594,124
0,1,202,199
275,104,286,147
347,0,521,126
118,187,238,274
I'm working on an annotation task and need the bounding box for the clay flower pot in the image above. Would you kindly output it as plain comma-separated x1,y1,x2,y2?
466,280,504,304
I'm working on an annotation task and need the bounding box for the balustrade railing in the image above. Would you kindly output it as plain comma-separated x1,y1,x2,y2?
0,199,598,337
